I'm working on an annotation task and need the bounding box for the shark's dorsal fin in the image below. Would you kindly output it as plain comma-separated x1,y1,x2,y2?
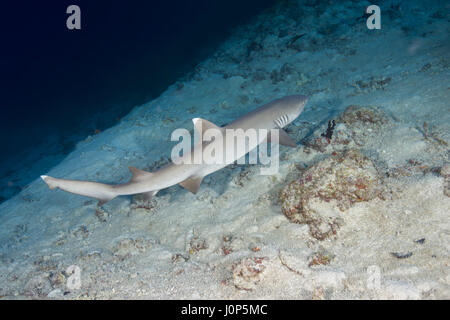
192,118,222,135
179,175,204,194
129,166,154,183
192,118,223,146
267,129,297,147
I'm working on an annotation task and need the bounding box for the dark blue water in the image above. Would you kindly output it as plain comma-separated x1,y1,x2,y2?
0,0,275,202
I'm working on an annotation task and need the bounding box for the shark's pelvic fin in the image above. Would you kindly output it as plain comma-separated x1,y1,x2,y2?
267,129,297,147
141,190,159,202
129,166,154,183
179,175,204,194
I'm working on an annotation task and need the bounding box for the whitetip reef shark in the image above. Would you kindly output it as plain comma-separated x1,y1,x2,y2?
41,95,308,205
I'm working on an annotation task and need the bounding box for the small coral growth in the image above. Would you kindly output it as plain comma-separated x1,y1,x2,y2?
280,150,383,240
232,257,268,290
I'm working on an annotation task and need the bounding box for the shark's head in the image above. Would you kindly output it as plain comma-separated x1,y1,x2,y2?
270,94,308,128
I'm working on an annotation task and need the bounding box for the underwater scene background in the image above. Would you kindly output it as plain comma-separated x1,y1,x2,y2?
0,0,274,203
0,0,448,299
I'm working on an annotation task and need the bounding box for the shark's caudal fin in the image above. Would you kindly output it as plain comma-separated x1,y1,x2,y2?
41,167,160,206
41,175,116,205
40,175,57,190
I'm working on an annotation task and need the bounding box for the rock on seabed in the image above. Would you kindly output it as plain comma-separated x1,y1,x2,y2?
280,149,383,240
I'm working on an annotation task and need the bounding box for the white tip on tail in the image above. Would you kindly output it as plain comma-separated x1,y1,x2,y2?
41,175,57,190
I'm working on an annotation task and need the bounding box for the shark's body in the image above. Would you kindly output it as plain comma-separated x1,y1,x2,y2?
41,95,307,204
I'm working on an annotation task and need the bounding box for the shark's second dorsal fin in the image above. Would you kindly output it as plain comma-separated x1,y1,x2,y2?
179,175,204,194
267,129,297,147
129,166,154,183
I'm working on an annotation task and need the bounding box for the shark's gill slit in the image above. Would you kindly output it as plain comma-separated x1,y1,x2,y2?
274,114,288,128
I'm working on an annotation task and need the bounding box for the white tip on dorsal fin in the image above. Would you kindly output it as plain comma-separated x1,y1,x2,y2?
192,118,222,135
129,166,154,183
267,129,297,147
179,175,204,194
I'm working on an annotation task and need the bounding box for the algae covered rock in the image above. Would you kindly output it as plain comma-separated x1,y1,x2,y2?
280,150,383,240
335,105,391,146
336,105,390,127
303,105,391,153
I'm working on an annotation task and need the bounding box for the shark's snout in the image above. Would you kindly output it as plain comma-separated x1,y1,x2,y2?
295,94,308,107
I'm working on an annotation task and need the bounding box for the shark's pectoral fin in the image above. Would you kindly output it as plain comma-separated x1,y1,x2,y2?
179,175,204,194
278,129,297,147
267,129,297,147
129,166,154,182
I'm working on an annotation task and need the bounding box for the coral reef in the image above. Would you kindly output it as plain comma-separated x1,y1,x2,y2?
280,150,383,240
